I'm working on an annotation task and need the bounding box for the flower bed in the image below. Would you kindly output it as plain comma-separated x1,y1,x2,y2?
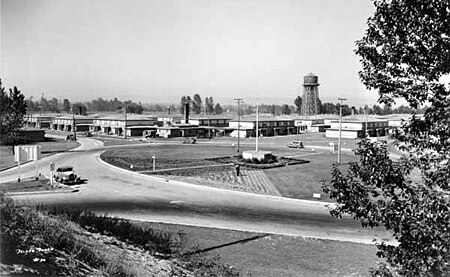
206,156,309,169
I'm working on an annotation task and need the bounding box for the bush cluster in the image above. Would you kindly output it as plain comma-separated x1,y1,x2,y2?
44,206,184,255
238,154,278,164
1,195,240,276
1,194,108,276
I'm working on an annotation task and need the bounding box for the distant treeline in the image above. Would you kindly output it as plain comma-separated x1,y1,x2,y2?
26,95,427,116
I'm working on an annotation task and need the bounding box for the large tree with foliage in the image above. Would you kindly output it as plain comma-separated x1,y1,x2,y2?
281,104,291,115
213,103,223,115
0,80,28,152
323,1,450,276
192,94,202,114
63,99,71,113
205,96,214,115
294,96,302,115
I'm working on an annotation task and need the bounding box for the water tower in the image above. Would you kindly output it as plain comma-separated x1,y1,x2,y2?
302,73,320,116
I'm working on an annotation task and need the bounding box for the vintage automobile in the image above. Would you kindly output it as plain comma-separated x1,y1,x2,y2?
54,166,82,184
287,141,304,148
182,137,196,144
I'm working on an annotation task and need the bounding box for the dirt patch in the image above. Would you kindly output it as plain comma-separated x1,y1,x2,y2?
0,176,74,194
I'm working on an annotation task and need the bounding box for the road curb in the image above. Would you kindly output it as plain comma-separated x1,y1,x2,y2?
97,150,337,207
4,188,79,196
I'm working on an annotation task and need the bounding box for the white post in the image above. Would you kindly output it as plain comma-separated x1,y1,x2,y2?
152,155,156,172
15,146,21,182
17,160,21,182
50,162,55,188
35,159,38,180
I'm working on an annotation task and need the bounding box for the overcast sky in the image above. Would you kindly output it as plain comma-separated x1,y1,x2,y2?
1,0,380,107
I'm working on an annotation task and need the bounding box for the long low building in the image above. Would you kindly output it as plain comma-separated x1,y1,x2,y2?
228,116,297,137
52,115,96,132
25,114,59,129
92,114,157,136
325,119,389,139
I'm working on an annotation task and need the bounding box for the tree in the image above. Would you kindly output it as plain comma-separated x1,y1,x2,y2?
0,80,28,153
281,104,291,115
180,96,191,114
192,94,202,114
320,102,337,114
213,103,223,115
72,104,87,116
294,96,302,115
269,105,277,116
324,1,450,276
205,96,214,115
63,99,71,113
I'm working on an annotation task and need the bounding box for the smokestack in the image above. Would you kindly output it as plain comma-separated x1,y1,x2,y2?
184,102,190,124
167,106,170,115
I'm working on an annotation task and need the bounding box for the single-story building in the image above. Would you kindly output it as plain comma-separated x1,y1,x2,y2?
156,124,201,138
19,128,46,142
228,116,297,137
325,119,389,139
125,125,158,137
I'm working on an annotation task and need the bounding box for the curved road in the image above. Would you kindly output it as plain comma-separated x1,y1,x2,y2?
0,138,392,244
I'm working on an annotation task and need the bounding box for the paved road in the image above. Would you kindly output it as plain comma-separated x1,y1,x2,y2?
0,137,392,244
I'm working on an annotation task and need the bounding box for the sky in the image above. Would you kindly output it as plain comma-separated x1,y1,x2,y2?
1,0,380,107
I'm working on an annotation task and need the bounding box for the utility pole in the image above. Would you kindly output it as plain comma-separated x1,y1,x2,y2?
38,105,42,129
72,107,77,141
256,98,259,152
234,98,243,152
364,106,368,138
124,103,127,139
337,98,347,164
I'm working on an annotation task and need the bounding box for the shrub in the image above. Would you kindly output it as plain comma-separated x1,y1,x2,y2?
44,206,185,255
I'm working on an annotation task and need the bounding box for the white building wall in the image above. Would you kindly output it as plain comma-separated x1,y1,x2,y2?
325,129,360,139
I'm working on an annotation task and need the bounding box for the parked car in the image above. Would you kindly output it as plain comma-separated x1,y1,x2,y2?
54,166,82,184
182,137,196,144
65,134,76,141
288,141,304,148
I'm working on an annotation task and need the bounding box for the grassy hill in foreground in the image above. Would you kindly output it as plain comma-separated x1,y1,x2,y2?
0,194,238,276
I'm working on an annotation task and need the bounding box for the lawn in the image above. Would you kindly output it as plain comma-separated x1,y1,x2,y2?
265,151,357,201
101,143,238,171
0,137,80,171
0,176,73,193
134,221,381,277
100,139,360,201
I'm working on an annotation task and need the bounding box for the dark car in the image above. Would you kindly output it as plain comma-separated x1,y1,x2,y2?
54,166,81,184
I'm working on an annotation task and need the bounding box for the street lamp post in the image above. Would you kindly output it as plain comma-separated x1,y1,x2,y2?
72,108,77,141
124,103,128,139
234,98,243,152
256,98,259,152
337,98,347,164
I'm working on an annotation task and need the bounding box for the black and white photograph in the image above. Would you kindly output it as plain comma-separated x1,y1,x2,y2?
1,0,449,276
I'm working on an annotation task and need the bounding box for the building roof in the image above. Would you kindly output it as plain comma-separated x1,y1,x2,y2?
230,116,296,122
126,125,157,129
95,114,157,121
189,115,232,120
54,115,98,120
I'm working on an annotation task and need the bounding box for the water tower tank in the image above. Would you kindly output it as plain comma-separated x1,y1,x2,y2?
303,73,319,86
